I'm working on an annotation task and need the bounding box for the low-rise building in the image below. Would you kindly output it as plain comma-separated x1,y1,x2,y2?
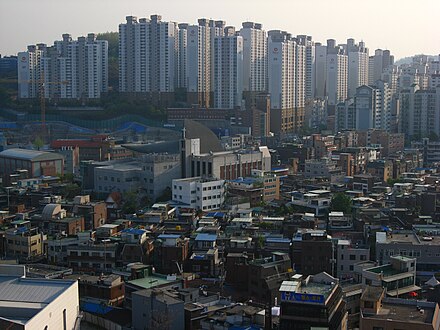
0,264,80,330
360,256,420,297
5,226,45,261
172,177,225,211
290,190,332,216
360,285,440,330
336,239,370,280
279,272,348,329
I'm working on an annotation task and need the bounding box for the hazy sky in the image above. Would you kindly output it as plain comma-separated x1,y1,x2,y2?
1,0,439,59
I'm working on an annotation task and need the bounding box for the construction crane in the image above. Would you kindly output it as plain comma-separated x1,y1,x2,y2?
0,75,68,130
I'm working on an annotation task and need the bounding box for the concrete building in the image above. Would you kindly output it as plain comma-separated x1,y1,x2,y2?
368,49,394,85
292,229,334,276
5,226,45,261
297,35,315,100
187,146,271,180
248,252,292,304
240,22,267,97
268,30,303,133
0,264,80,330
119,15,177,105
213,29,243,109
360,286,440,330
336,239,369,280
303,158,343,180
290,190,332,216
94,154,181,202
376,230,440,280
0,148,64,184
172,177,225,211
347,38,369,98
179,19,219,107
326,40,348,106
360,255,420,297
18,33,108,99
132,288,184,330
279,272,348,330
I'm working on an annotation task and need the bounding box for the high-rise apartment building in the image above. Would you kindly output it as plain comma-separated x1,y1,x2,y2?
119,15,177,104
355,82,391,131
297,35,315,101
326,40,348,106
239,22,267,95
368,49,394,85
400,85,440,138
213,27,243,109
347,38,369,98
314,43,327,99
18,34,108,99
268,30,306,133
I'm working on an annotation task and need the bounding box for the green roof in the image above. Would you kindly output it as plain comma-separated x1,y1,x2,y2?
128,275,174,289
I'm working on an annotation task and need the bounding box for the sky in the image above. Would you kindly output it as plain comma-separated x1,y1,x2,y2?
1,0,439,60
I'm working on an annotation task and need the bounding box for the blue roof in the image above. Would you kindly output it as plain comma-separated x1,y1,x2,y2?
158,234,180,239
121,228,146,235
81,302,113,315
195,233,217,242
205,211,225,218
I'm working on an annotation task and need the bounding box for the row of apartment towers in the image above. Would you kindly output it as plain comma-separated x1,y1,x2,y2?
18,14,395,133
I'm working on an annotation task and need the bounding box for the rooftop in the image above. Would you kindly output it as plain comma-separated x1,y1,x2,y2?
363,298,438,325
0,148,62,161
195,233,217,242
0,274,76,325
127,274,178,290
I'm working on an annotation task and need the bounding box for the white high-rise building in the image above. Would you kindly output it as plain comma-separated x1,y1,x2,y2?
297,35,315,100
267,30,298,133
355,81,391,131
346,38,369,98
18,34,108,100
18,44,45,99
177,23,188,89
368,49,394,85
314,43,327,99
239,22,267,93
119,15,177,95
213,28,243,109
326,40,348,106
400,84,440,138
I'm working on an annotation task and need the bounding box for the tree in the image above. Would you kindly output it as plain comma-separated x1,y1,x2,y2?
331,193,352,214
33,136,44,150
63,183,81,199
122,190,138,214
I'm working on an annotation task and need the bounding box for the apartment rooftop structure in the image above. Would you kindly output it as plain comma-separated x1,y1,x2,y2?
360,255,420,297
0,264,79,330
376,229,440,280
279,272,348,329
290,189,332,216
360,286,440,330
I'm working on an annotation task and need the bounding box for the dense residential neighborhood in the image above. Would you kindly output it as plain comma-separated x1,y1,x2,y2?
0,7,440,330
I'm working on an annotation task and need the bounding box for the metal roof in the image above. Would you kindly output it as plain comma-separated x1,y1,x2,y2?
0,148,62,161
0,276,76,303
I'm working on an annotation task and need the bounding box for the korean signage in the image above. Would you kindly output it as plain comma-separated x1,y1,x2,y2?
281,291,325,304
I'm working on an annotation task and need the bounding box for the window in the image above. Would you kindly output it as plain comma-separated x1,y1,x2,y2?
349,255,356,260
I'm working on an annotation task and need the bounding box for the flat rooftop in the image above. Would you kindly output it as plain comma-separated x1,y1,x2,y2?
364,300,436,325
381,232,440,245
127,274,176,289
